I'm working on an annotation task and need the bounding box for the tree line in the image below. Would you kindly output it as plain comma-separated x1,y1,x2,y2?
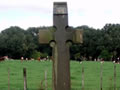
0,24,120,61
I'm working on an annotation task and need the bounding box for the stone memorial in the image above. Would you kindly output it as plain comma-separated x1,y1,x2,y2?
39,2,83,90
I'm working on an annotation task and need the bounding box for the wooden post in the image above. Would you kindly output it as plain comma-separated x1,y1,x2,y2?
81,62,84,90
45,70,47,90
8,68,10,90
100,62,103,90
23,68,27,90
114,63,116,90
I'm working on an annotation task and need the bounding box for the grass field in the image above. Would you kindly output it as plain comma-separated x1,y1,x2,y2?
0,60,120,90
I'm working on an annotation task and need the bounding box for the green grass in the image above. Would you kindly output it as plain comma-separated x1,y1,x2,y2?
0,60,120,90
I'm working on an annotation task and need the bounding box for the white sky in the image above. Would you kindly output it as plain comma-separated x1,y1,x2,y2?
0,0,120,31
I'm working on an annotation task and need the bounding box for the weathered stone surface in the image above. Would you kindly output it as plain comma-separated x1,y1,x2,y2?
54,2,67,14
39,29,54,44
73,30,83,44
39,2,83,90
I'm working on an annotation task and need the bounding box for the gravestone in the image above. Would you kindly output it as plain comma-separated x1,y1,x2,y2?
39,2,83,90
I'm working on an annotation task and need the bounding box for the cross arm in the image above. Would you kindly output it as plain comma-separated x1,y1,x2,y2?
66,27,83,44
39,29,55,44
73,29,83,44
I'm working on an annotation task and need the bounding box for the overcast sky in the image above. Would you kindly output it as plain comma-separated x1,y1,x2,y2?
0,0,120,31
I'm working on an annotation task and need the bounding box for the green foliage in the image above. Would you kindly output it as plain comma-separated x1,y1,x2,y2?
99,49,112,61
1,24,120,60
40,53,48,58
74,52,81,60
31,50,48,59
31,50,41,60
0,26,27,58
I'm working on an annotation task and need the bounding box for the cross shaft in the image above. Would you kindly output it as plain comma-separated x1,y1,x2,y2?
39,2,83,90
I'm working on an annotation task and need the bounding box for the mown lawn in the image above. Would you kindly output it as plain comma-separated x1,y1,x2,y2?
0,60,120,90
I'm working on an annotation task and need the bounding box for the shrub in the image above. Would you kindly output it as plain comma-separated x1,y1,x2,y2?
99,49,112,61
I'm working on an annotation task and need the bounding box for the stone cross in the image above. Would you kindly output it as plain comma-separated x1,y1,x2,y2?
39,2,83,90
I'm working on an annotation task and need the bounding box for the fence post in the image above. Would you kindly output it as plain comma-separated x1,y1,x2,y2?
100,62,103,90
8,68,10,90
114,63,116,90
45,70,47,90
81,62,84,90
23,68,27,90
